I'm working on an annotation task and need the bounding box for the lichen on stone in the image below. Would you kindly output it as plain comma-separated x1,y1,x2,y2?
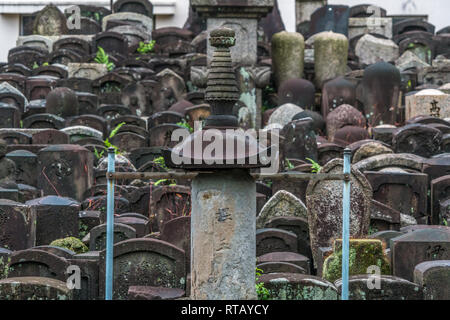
49,237,88,254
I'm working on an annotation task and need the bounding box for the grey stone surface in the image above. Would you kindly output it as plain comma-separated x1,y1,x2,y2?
102,12,153,33
191,170,256,299
207,18,257,67
355,34,399,66
268,103,303,127
348,17,393,40
68,63,108,80
257,190,308,229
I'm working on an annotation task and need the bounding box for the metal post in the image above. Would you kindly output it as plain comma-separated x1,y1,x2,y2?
105,148,115,300
341,148,351,300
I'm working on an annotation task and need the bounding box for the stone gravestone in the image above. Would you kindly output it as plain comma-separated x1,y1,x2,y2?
414,260,450,300
5,150,38,187
256,228,298,257
0,200,36,251
257,190,307,229
0,277,72,300
32,5,68,36
391,228,450,281
335,275,422,300
306,159,372,268
89,223,136,251
7,249,69,281
37,144,93,202
259,273,338,300
99,238,186,300
355,34,399,66
405,89,450,120
26,196,80,246
310,5,350,37
362,62,401,127
392,124,442,158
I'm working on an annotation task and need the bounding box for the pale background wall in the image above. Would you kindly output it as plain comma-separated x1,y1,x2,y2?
0,0,449,61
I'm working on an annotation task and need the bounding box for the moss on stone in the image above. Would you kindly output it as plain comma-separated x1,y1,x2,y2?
50,237,88,254
322,239,390,283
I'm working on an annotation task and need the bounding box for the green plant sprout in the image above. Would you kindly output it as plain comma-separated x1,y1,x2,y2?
177,119,194,133
95,46,115,71
94,122,126,159
255,268,270,300
306,158,322,173
137,40,156,54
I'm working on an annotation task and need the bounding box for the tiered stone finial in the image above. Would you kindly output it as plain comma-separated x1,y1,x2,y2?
204,27,239,128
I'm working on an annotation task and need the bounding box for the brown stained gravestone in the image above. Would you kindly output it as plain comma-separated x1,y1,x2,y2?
281,118,318,162
414,260,450,300
149,185,191,233
37,144,93,202
26,196,80,246
0,200,36,251
321,77,357,120
392,124,442,158
99,238,186,300
306,159,372,268
5,150,37,187
114,216,149,238
365,170,428,222
391,228,450,281
431,175,450,225
265,216,312,261
160,216,191,273
7,249,69,281
256,228,298,257
370,199,401,232
89,223,136,251
326,104,366,141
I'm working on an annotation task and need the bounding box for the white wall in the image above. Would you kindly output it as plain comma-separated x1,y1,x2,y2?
0,14,19,63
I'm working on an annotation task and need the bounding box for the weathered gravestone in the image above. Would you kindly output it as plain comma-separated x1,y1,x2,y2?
37,144,93,201
5,150,38,187
405,89,450,120
26,196,80,246
306,159,372,268
0,200,36,251
99,238,186,300
89,222,136,251
335,275,422,300
259,273,338,300
0,277,72,300
257,190,307,229
7,249,69,281
392,124,442,158
391,228,450,281
256,228,298,257
363,62,401,127
414,260,450,300
32,5,68,36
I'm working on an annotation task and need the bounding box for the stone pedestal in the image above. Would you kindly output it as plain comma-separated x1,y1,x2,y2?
191,170,256,300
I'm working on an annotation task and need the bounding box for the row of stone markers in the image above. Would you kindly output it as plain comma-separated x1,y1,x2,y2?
0,0,448,300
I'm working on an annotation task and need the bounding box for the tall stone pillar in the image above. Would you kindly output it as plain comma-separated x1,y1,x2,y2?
191,170,256,299
164,28,268,300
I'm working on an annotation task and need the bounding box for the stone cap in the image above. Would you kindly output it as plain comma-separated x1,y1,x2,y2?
191,0,274,18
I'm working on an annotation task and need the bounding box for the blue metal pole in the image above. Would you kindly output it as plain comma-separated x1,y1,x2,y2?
341,148,351,300
105,147,115,300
